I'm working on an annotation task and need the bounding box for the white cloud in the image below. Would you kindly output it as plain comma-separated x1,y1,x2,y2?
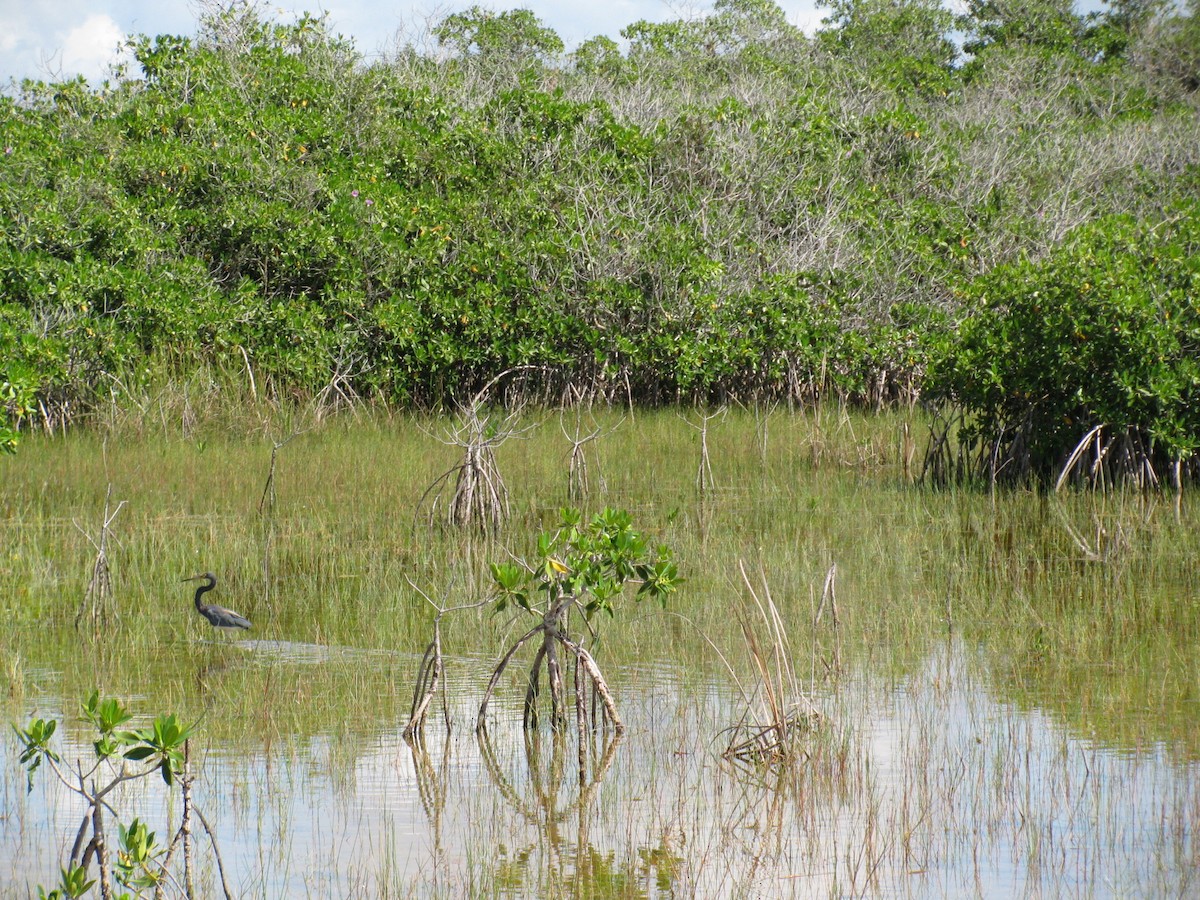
60,13,127,81
0,1,832,83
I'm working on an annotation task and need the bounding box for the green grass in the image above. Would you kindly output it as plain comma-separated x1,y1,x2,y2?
2,405,1198,742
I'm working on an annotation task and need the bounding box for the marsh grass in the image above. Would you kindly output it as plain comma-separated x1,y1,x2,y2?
3,405,1198,739
3,403,1200,896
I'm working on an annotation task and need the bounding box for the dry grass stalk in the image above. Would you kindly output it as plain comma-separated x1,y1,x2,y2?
899,420,916,481
813,562,842,674
722,561,821,765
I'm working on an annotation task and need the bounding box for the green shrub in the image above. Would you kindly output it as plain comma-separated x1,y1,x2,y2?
928,203,1200,483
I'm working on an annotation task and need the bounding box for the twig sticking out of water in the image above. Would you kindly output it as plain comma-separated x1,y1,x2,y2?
681,406,727,494
752,398,778,464
258,429,307,611
155,742,235,900
403,576,489,740
73,484,126,634
405,616,446,741
560,396,623,502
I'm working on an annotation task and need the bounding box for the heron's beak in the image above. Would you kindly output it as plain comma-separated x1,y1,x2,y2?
182,574,202,582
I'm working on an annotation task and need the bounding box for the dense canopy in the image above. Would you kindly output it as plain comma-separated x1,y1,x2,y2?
2,0,1198,478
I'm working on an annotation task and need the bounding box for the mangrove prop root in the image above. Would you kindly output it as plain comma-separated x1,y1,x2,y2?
404,623,445,740
477,623,546,731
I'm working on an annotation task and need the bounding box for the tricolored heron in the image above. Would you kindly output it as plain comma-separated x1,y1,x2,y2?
183,572,252,632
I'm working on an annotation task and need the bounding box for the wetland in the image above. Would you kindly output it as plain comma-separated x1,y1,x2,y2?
2,406,1198,898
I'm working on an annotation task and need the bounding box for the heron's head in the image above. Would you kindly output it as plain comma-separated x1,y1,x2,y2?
182,572,217,585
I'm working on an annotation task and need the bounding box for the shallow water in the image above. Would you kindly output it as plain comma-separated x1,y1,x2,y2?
2,414,1197,897
3,637,1196,898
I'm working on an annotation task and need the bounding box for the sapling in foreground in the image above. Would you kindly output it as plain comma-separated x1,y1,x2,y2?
478,507,679,735
14,692,233,900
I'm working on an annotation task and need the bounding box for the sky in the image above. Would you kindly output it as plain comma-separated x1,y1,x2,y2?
0,1,834,85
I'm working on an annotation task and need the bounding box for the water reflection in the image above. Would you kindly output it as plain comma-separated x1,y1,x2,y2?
474,726,624,895
3,641,1198,898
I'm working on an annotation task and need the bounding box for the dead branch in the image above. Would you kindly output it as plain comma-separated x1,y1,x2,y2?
73,485,126,633
681,406,727,493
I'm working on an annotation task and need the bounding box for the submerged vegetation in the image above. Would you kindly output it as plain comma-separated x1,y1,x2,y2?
1,0,1199,479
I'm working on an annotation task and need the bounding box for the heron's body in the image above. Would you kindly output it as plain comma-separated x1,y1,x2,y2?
184,572,251,632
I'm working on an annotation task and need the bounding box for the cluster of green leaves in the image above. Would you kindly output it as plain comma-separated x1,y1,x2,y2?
80,690,194,786
38,822,158,900
16,692,194,787
490,507,679,619
115,819,163,894
36,865,94,900
928,202,1200,479
15,691,195,899
1,0,1197,435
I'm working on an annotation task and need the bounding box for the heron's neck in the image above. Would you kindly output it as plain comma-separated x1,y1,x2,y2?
194,580,215,610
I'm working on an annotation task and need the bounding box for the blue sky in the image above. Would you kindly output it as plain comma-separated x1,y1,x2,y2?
0,1,834,84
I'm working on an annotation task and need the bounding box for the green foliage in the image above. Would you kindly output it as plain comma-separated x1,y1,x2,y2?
961,0,1084,57
37,865,95,900
0,0,1196,423
16,692,195,789
0,370,33,453
82,690,137,758
435,6,564,61
491,507,679,619
15,692,199,898
821,0,958,95
116,818,164,891
125,714,194,786
13,717,59,790
928,204,1200,480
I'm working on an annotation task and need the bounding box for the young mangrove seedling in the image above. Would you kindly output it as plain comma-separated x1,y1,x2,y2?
476,507,680,736
14,691,235,900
